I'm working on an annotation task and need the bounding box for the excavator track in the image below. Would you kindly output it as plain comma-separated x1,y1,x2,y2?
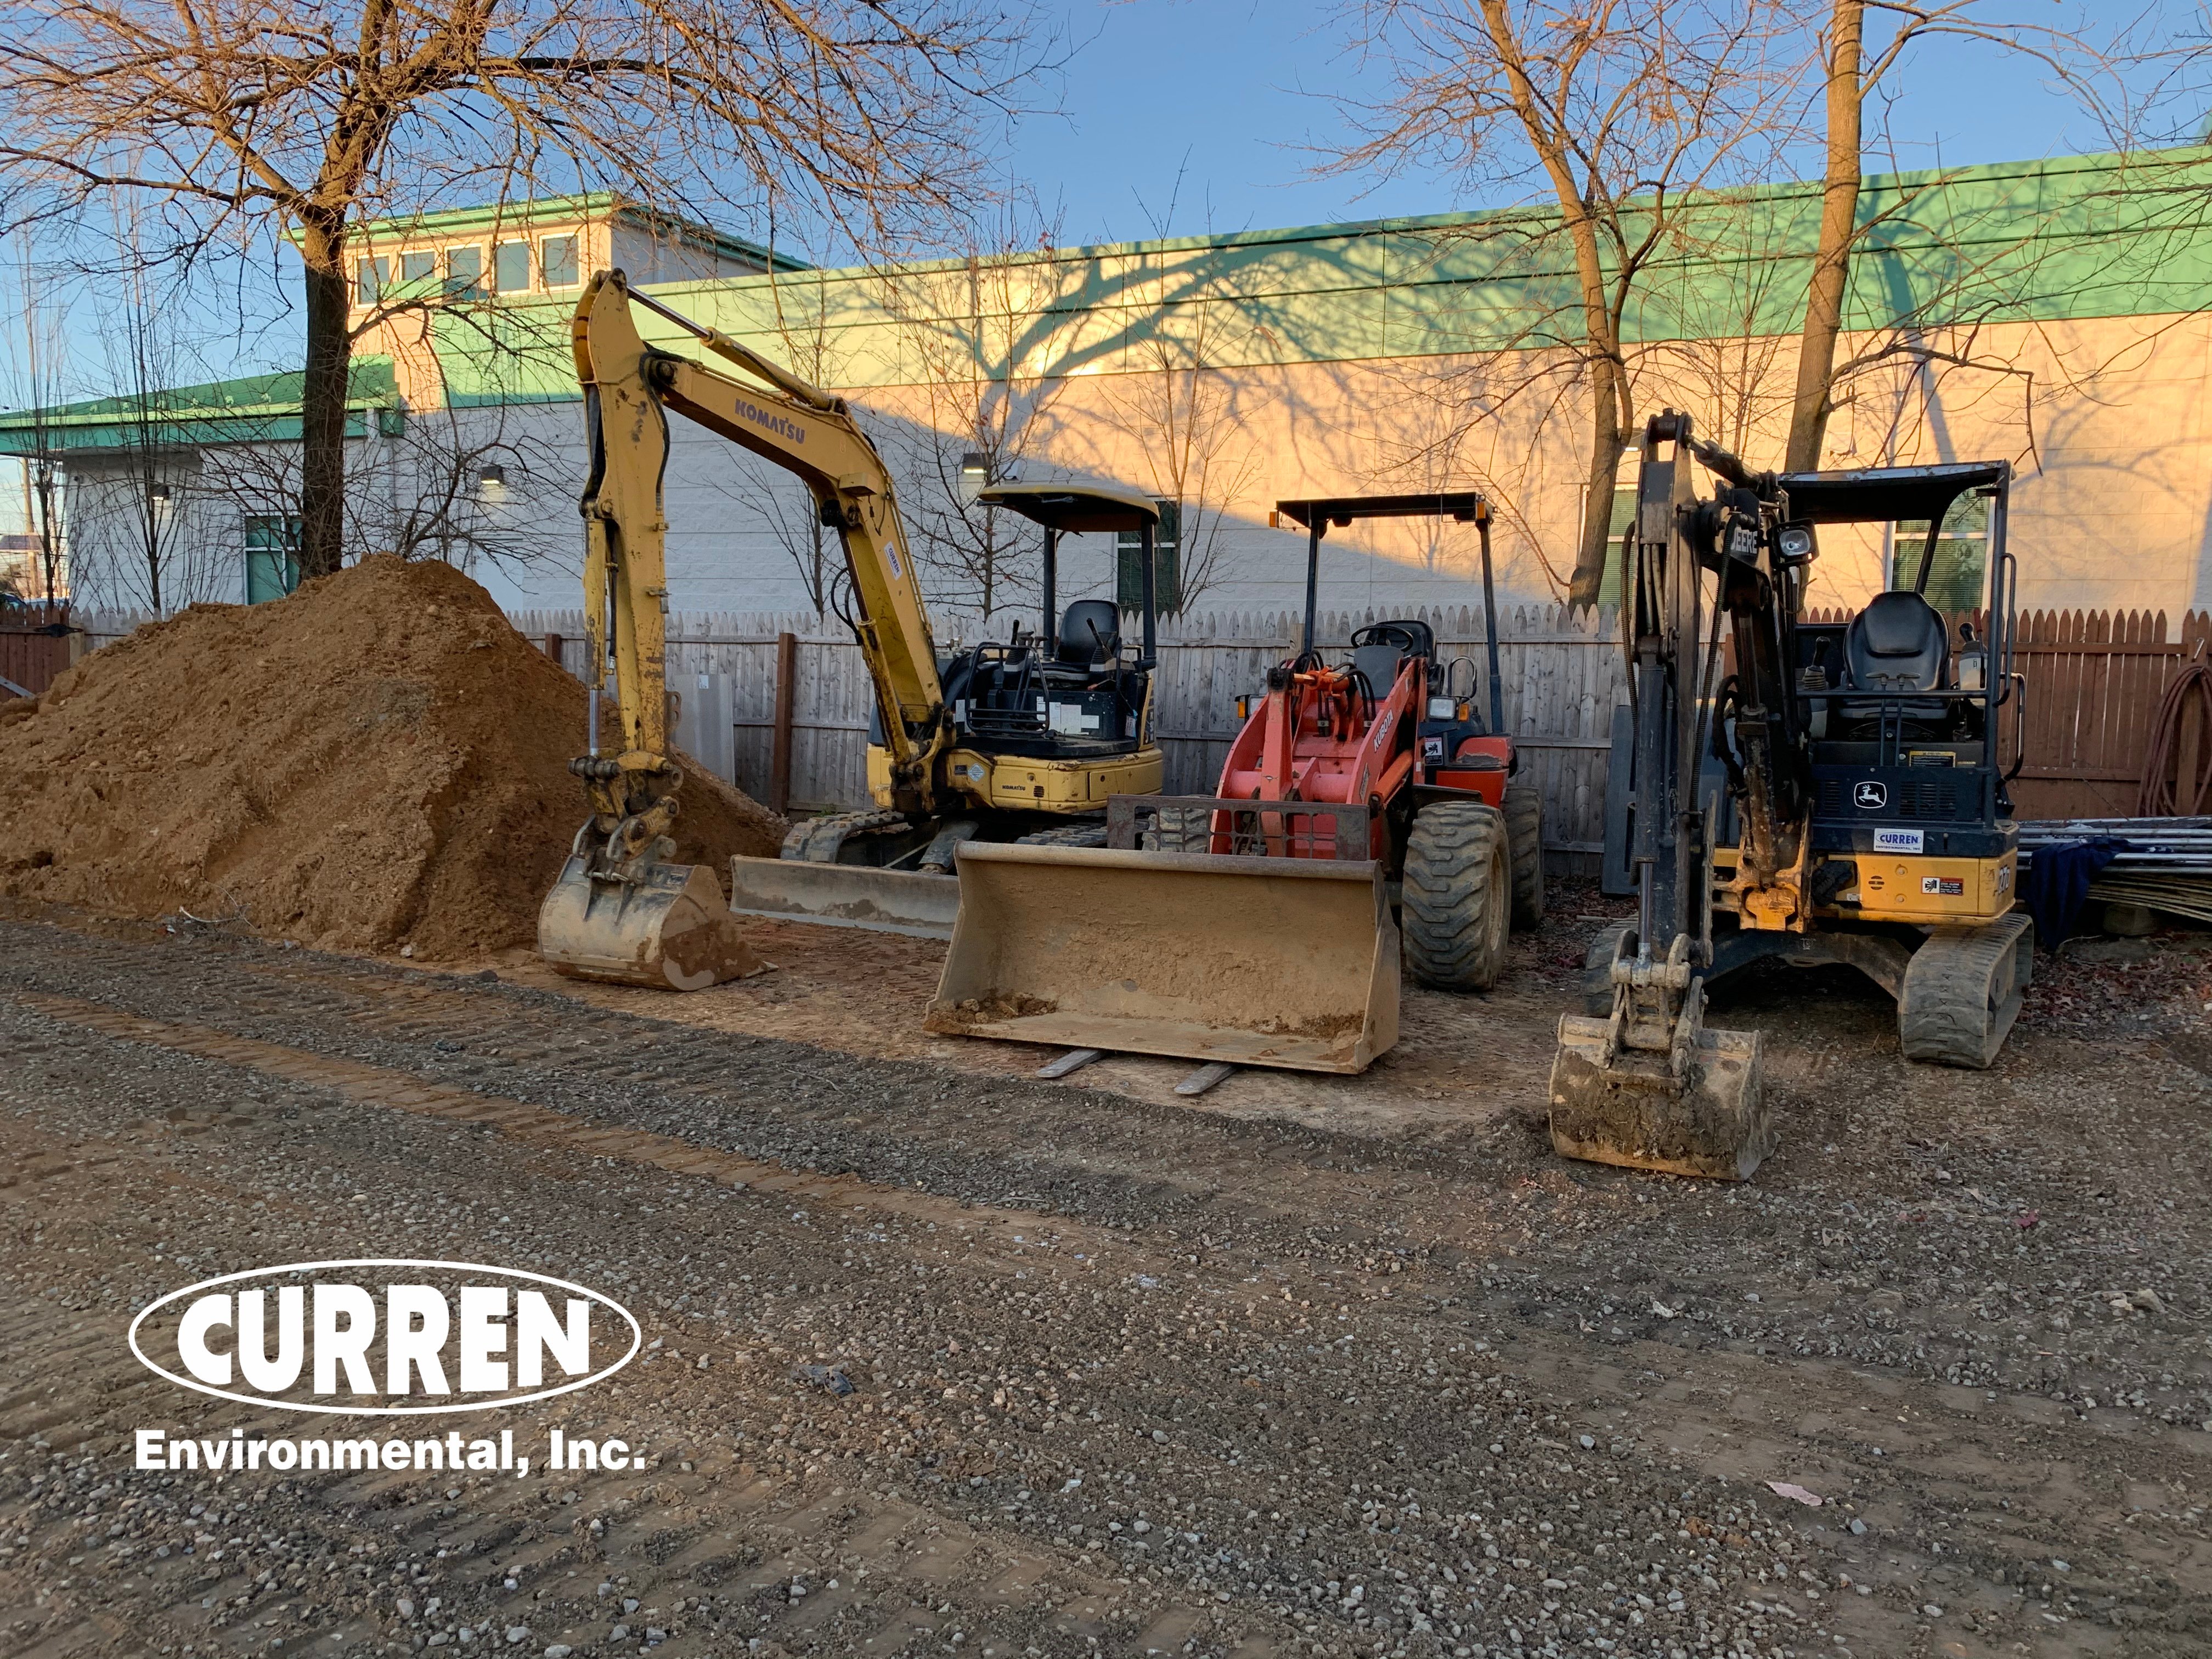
1897,912,2035,1069
781,810,909,863
1014,822,1110,849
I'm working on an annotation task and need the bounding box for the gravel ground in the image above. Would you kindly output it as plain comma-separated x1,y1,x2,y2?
0,898,2208,1659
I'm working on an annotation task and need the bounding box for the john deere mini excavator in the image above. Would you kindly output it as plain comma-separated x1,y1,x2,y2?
1550,412,2032,1179
538,270,1169,986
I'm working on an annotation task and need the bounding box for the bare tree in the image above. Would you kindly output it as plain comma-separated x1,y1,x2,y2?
4,232,70,604
711,266,842,613
0,0,1051,584
1782,2,2102,471
1325,0,1793,605
188,396,576,581
886,201,1074,619
1097,273,1267,612
80,208,222,614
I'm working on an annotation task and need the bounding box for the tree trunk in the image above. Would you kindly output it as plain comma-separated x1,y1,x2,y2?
1569,376,1626,608
297,210,352,579
1785,0,1864,474
1478,0,1631,611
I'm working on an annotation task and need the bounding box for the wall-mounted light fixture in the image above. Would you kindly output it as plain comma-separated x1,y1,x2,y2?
957,452,989,505
477,463,508,504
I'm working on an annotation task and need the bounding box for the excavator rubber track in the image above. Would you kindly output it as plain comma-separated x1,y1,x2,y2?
1897,912,2035,1069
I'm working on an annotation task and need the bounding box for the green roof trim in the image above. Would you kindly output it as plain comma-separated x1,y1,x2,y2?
0,359,403,454
582,145,2212,388
10,148,2212,436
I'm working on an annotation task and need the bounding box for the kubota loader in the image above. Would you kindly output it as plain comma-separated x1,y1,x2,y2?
928,493,1545,1075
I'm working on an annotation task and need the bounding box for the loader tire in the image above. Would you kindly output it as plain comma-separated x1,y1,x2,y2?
1503,782,1547,930
1402,800,1511,992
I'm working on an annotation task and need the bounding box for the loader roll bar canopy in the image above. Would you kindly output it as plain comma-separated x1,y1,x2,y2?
977,481,1164,664
1271,492,1502,734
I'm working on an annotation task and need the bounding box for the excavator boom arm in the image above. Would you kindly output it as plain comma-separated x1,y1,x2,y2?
572,270,946,813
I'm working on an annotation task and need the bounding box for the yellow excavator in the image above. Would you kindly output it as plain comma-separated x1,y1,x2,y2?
538,269,1170,986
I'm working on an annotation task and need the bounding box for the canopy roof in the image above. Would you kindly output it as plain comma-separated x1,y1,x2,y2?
1777,461,2009,526
975,481,1159,532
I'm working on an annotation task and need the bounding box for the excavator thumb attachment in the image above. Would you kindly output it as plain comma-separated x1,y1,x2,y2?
1548,933,1770,1180
926,842,1399,1074
539,831,763,991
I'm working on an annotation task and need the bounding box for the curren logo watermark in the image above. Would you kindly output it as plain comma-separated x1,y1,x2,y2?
127,1262,646,1479
129,1259,639,1414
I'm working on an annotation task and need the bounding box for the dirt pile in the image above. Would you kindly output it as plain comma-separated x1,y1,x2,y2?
0,555,785,958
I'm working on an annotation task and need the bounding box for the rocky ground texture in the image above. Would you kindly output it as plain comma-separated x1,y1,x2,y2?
0,896,2207,1659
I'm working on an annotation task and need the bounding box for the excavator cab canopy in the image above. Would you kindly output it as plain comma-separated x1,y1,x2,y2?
976,480,1165,667
977,480,1160,534
1774,461,2008,527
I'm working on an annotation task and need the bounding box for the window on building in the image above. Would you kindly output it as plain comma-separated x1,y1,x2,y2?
398,250,436,292
493,240,531,294
244,515,302,604
1116,499,1182,616
1891,493,1989,614
540,235,580,288
354,256,390,306
447,245,485,298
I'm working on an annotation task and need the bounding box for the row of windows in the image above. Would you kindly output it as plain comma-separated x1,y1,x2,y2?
356,234,580,306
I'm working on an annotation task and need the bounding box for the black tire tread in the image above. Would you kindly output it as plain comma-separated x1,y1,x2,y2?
1503,781,1546,930
1401,800,1511,991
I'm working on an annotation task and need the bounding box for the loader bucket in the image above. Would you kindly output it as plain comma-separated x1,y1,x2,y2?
727,854,960,939
1548,1013,1770,1180
926,842,1399,1074
538,855,763,991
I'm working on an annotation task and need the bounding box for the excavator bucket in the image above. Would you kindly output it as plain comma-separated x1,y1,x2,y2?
1548,1014,1768,1180
1545,936,1770,1179
538,854,763,991
926,842,1398,1073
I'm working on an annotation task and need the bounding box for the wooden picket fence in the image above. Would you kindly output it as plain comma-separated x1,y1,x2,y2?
511,603,1630,865
0,605,74,698
2007,609,2212,820
66,597,2211,849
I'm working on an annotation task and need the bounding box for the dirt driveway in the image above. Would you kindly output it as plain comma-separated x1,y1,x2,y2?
0,895,2208,1659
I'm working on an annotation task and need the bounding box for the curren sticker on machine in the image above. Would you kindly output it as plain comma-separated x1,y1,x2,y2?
1871,826,1924,853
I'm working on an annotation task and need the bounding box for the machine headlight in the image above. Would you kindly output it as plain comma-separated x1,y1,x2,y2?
1776,524,1815,563
1426,695,1457,720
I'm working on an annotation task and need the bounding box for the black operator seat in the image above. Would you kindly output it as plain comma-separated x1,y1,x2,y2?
1839,589,1950,722
1057,599,1121,668
1350,619,1433,698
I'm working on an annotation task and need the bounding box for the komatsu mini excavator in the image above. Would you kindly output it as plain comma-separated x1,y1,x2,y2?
538,270,1168,986
1549,412,2033,1178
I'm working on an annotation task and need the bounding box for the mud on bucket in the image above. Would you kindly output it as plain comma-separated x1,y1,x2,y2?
926,841,1400,1074
538,855,761,991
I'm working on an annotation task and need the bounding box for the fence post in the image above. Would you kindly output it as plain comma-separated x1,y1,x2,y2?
771,630,797,815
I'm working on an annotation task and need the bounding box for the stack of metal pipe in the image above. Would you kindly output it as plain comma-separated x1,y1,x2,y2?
2018,817,2212,924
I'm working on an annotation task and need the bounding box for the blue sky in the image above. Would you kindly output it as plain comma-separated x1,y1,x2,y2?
0,0,2172,422
1012,0,2138,246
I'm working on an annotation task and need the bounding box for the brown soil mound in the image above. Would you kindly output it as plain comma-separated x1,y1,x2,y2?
0,555,785,958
